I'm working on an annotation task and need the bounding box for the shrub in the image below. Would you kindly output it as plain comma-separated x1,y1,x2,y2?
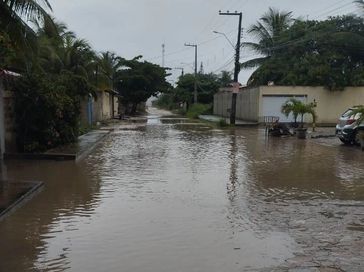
13,71,94,152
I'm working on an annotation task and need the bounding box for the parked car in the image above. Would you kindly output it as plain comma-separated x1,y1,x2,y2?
336,107,363,145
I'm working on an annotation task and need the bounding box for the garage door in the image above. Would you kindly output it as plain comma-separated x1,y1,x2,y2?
262,95,307,122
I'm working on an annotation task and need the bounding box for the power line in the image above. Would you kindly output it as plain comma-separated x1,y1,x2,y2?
310,0,351,18
313,1,356,19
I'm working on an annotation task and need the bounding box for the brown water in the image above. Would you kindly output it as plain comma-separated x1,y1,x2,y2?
0,109,363,271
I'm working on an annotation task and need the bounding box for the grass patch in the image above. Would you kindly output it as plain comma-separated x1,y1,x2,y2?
186,104,212,119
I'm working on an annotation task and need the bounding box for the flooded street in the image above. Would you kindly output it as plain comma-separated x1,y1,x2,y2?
0,109,364,272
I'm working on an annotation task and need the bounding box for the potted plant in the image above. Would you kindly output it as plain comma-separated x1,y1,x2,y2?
281,99,317,139
349,106,364,150
281,98,300,128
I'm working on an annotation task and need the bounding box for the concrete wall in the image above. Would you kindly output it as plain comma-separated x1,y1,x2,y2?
236,87,260,122
213,92,232,118
113,97,118,118
213,88,259,121
214,85,364,124
259,86,364,124
81,91,115,125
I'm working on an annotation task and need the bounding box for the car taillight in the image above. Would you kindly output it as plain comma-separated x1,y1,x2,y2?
346,119,356,125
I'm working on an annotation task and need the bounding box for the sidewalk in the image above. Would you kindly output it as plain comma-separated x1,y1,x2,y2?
5,129,112,162
199,115,259,126
308,127,336,138
47,129,111,161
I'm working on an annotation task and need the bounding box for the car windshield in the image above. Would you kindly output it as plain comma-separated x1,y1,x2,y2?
342,109,353,117
342,109,362,119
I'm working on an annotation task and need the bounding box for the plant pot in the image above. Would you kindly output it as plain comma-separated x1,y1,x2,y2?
296,128,307,139
358,130,364,151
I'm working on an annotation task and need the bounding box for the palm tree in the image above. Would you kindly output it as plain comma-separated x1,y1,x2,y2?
355,0,364,10
35,19,97,80
281,98,317,129
62,36,96,79
241,8,293,69
281,98,300,126
96,51,124,90
0,0,52,51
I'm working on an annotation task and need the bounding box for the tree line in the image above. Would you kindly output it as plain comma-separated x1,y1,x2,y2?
157,3,364,115
0,0,170,152
241,6,364,90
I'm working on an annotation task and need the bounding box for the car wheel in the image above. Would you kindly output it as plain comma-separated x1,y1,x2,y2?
353,130,362,146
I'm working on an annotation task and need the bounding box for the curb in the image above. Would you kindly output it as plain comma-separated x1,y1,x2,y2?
0,181,44,222
75,130,111,162
4,130,112,162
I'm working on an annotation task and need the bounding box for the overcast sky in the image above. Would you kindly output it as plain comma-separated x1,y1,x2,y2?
49,0,360,85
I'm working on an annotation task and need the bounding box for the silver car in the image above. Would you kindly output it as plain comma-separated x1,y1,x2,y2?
336,107,363,145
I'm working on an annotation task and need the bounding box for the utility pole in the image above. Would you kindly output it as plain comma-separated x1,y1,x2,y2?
184,43,198,104
219,10,242,125
162,43,165,68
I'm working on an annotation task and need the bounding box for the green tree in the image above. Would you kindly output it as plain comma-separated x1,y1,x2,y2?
219,70,233,87
117,57,171,114
156,71,230,111
13,70,94,152
355,0,364,11
281,98,301,125
96,51,124,90
281,99,316,128
245,14,364,90
0,0,52,62
241,7,293,69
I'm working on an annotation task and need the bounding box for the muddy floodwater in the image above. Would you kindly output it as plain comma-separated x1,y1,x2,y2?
0,109,363,272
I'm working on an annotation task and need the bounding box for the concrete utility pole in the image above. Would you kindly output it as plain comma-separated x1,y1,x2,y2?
162,43,165,68
219,10,243,125
184,43,198,104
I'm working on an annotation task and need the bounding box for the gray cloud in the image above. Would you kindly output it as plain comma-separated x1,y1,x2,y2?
50,0,360,84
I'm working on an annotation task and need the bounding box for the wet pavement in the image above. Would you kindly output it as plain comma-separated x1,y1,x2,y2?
0,108,363,272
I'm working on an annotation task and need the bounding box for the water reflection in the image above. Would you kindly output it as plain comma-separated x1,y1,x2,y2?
0,111,363,271
227,131,238,200
0,160,102,271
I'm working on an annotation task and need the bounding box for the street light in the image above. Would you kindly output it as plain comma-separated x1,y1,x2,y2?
212,31,235,49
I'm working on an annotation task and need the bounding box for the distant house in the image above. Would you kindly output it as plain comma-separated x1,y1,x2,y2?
214,85,364,125
80,89,119,126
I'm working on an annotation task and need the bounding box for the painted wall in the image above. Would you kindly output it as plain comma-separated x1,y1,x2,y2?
214,86,364,124
259,86,364,124
81,91,115,125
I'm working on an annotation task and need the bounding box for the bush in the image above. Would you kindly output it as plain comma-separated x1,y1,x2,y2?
154,93,175,110
186,103,211,119
13,71,94,152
